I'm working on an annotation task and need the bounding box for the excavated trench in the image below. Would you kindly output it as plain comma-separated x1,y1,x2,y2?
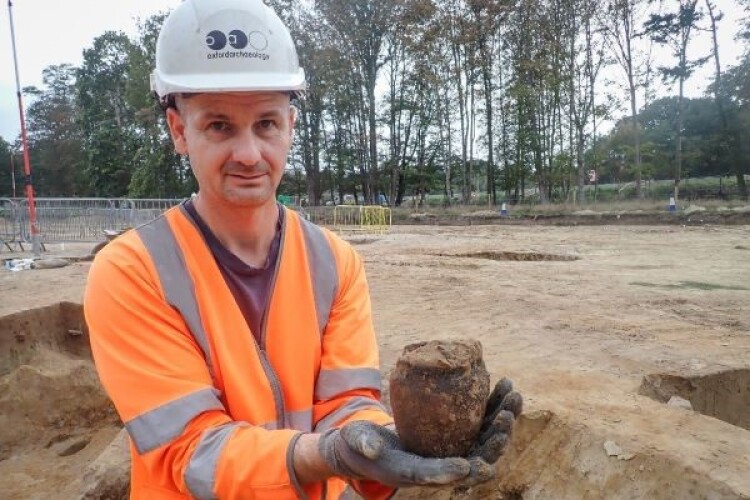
1,305,746,499
383,362,748,500
638,369,750,431
348,238,380,246
0,303,118,460
394,408,745,500
444,251,580,262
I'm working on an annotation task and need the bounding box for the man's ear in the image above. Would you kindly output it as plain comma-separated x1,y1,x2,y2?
166,107,188,155
288,106,298,142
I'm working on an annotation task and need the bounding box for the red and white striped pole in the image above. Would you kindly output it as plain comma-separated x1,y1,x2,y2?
7,0,41,256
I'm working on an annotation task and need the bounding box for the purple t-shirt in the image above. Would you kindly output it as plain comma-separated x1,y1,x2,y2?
184,200,283,346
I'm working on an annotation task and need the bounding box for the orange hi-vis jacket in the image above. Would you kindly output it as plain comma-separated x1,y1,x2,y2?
84,205,395,499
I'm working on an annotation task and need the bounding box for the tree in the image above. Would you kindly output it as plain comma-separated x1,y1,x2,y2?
125,14,191,199
22,65,85,196
705,0,747,200
721,56,750,199
288,6,333,206
0,137,18,197
644,0,709,201
468,0,511,205
76,31,139,197
19,0,742,206
594,95,742,186
318,0,399,204
602,0,651,198
566,0,607,204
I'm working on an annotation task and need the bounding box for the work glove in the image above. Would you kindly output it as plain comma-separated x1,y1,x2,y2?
318,378,522,488
462,377,523,486
318,421,471,487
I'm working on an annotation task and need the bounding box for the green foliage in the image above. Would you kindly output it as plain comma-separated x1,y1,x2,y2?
10,14,198,200
6,2,750,204
0,137,17,197
23,65,86,196
644,5,710,82
75,31,139,196
723,54,750,107
124,13,192,199
592,96,749,184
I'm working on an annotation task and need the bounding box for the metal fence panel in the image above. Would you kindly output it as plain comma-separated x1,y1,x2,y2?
0,198,22,250
10,198,185,243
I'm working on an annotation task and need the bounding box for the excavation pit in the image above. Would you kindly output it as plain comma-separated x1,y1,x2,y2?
444,251,580,262
0,303,118,459
638,369,750,430
348,238,380,246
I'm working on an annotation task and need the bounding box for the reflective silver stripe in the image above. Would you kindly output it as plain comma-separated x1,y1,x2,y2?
258,408,313,432
137,215,215,379
259,421,278,431
314,396,388,433
315,368,382,400
298,216,338,335
287,408,313,432
125,388,224,455
185,423,244,500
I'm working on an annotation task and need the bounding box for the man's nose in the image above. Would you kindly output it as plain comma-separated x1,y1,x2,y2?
231,130,262,166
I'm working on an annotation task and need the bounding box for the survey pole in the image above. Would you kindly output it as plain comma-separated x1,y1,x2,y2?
7,0,41,256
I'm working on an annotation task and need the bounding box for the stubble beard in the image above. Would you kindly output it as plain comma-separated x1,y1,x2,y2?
221,177,277,208
219,161,279,207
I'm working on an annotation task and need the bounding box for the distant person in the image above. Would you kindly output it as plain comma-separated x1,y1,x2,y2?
84,1,522,498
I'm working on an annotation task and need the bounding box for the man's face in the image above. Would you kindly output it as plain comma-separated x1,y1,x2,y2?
166,92,295,208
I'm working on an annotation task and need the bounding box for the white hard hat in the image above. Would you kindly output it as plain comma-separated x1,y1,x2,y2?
151,0,306,103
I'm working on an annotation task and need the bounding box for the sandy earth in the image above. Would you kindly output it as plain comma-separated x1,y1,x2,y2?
1,225,749,499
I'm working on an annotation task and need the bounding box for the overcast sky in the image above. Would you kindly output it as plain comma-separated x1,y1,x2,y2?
0,0,747,143
0,0,181,142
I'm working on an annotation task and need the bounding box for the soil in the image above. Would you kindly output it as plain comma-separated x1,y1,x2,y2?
638,369,750,431
1,225,749,499
389,340,489,457
398,209,750,227
0,299,121,499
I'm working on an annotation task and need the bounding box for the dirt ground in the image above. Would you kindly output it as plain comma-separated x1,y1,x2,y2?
1,224,749,499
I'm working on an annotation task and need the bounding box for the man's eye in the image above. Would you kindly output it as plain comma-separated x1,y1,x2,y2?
209,122,231,132
258,120,276,130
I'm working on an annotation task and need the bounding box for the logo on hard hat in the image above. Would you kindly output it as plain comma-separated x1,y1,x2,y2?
206,30,269,51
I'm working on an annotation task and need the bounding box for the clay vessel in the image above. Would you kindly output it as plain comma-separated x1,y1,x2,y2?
389,339,490,457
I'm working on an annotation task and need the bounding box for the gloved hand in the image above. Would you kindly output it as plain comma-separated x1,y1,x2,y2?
461,377,523,486
318,378,522,488
318,421,472,487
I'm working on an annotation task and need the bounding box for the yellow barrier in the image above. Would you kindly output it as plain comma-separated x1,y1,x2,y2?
333,205,392,234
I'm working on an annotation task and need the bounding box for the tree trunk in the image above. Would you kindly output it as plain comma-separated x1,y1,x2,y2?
469,79,476,202
675,75,684,202
577,125,586,204
482,49,496,206
706,0,747,200
299,108,316,205
310,117,322,205
628,67,642,199
442,84,453,205
367,71,378,205
451,37,469,204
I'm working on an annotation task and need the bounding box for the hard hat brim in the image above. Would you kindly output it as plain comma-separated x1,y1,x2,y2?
152,69,306,97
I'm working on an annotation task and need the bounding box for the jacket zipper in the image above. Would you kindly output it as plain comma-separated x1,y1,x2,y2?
181,201,289,430
256,204,287,429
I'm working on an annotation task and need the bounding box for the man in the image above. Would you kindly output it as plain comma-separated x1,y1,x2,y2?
84,1,522,498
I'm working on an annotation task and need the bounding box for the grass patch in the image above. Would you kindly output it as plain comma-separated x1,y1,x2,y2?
631,281,749,291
